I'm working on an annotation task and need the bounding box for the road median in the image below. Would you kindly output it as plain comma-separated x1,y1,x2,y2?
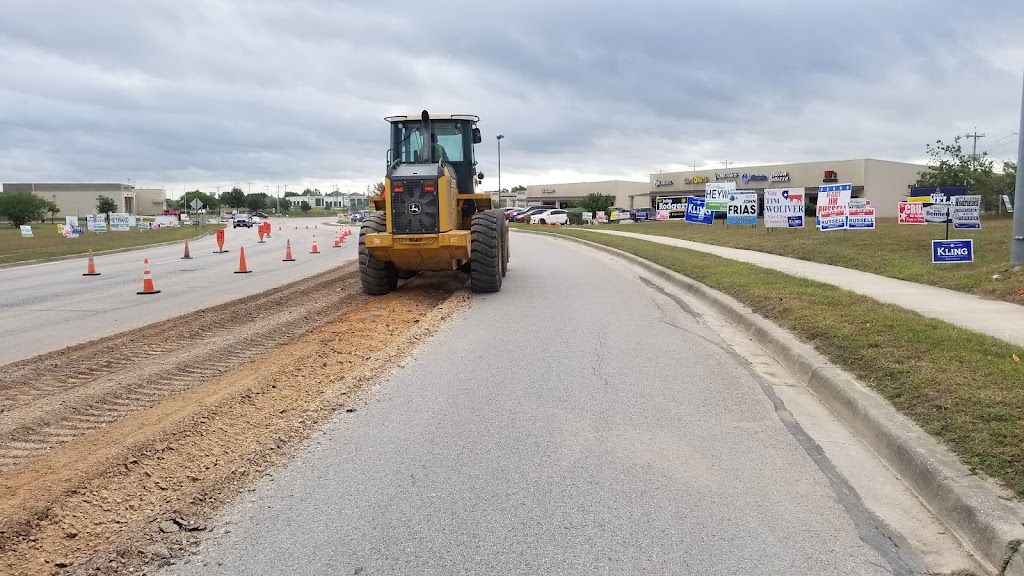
516,227,1024,575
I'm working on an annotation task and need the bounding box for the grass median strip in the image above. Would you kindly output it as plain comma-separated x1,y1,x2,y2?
577,218,1024,303
0,225,222,265
529,227,1024,498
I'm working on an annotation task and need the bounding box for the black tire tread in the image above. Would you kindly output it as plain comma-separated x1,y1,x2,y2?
359,214,398,295
470,211,503,293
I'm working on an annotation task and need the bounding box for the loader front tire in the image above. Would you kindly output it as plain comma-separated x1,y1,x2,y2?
470,211,503,293
359,214,398,295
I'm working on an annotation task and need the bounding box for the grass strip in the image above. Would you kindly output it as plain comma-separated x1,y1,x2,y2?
553,218,1024,304
528,226,1024,498
0,225,223,265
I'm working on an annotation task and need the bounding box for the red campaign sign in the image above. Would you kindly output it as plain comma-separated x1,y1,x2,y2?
898,202,925,224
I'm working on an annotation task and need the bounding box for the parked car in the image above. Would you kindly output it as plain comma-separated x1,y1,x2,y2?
530,209,569,225
513,205,555,223
232,213,253,228
254,211,269,218
632,207,656,221
502,207,521,220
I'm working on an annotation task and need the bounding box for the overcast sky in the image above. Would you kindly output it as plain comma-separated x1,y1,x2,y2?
1,0,1022,197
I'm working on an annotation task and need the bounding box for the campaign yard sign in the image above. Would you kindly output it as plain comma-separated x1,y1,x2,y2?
898,202,925,224
705,182,735,212
595,211,607,223
846,198,875,229
763,188,804,228
951,195,981,230
726,193,758,225
20,225,33,238
65,216,79,228
932,239,973,263
685,196,714,225
86,214,107,233
655,210,670,221
110,212,133,231
655,196,687,219
816,184,851,231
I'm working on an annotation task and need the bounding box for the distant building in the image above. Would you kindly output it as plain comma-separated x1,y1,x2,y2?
524,180,649,209
640,159,926,218
1,183,166,216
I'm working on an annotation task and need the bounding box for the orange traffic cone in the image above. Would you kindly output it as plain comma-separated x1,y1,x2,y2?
555,221,561,227
333,235,340,248
258,226,266,243
83,249,101,276
315,225,318,229
547,221,552,228
310,234,319,254
339,232,346,244
283,239,296,262
234,246,252,274
137,258,160,294
181,239,192,260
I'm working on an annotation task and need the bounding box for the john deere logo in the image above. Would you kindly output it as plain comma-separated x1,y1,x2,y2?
408,203,422,215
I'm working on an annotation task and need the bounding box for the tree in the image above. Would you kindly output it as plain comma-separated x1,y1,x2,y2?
914,136,1005,211
283,191,300,198
301,188,316,196
372,181,384,195
571,192,615,214
0,192,50,227
179,190,219,212
96,195,118,217
299,200,312,213
219,187,246,209
43,199,60,223
245,193,268,212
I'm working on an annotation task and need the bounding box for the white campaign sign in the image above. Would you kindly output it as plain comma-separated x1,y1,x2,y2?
763,188,805,228
110,212,132,231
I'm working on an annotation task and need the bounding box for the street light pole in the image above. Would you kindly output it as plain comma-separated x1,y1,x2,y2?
497,134,504,207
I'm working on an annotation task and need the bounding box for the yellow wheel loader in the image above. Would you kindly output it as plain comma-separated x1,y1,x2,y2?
359,110,509,295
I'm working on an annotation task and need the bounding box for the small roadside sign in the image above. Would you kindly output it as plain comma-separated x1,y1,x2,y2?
932,239,974,264
582,211,593,222
190,198,204,211
20,225,33,238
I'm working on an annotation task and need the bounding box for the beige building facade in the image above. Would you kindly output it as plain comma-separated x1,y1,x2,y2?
525,180,649,209
639,159,925,218
1,183,167,217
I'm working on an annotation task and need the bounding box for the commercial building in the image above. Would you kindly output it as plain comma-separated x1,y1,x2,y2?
1,183,166,217
638,159,926,218
524,180,649,209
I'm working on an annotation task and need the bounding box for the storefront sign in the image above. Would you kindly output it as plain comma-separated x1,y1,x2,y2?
726,193,758,225
898,202,925,224
685,176,709,184
714,172,739,181
822,170,839,183
846,198,875,229
816,183,851,230
770,171,790,182
932,239,973,264
685,197,714,225
951,195,981,229
541,188,555,194
654,179,674,187
705,182,735,211
740,173,768,184
764,188,804,228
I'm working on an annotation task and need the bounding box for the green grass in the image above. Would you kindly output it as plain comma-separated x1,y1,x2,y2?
0,224,223,265
535,218,1024,303
527,227,1024,498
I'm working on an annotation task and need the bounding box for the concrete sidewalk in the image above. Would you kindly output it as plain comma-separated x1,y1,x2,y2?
582,228,1024,348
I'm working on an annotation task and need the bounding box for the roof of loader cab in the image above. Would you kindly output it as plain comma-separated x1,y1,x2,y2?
385,114,480,123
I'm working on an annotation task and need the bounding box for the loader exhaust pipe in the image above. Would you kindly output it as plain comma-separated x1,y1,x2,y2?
421,109,433,163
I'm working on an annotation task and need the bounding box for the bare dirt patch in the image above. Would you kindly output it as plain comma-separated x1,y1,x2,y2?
0,266,469,575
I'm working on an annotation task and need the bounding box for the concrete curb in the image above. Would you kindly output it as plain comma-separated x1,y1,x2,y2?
516,228,1024,575
0,229,221,270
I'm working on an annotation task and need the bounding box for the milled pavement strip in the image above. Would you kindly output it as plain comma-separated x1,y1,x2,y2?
515,229,1024,576
580,227,1024,347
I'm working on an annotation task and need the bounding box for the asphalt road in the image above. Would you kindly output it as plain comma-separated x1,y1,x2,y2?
165,232,924,575
0,217,355,365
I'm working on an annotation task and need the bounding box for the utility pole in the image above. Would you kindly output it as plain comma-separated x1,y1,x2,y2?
1011,70,1024,266
692,161,702,171
964,130,986,167
722,160,732,169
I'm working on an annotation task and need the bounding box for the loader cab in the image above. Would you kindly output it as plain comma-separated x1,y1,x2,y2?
386,114,482,196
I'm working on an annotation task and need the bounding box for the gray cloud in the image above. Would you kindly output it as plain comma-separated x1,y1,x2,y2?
0,0,1022,196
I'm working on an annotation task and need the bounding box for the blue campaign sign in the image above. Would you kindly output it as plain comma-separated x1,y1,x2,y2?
685,197,714,225
910,186,968,202
931,239,974,264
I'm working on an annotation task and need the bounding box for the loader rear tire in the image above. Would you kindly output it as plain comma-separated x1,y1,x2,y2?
359,214,399,295
470,211,503,293
499,216,509,276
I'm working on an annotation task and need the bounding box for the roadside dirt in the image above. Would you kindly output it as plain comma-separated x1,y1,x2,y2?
0,264,469,575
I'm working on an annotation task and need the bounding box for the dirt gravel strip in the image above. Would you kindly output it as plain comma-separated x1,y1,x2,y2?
0,267,469,576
